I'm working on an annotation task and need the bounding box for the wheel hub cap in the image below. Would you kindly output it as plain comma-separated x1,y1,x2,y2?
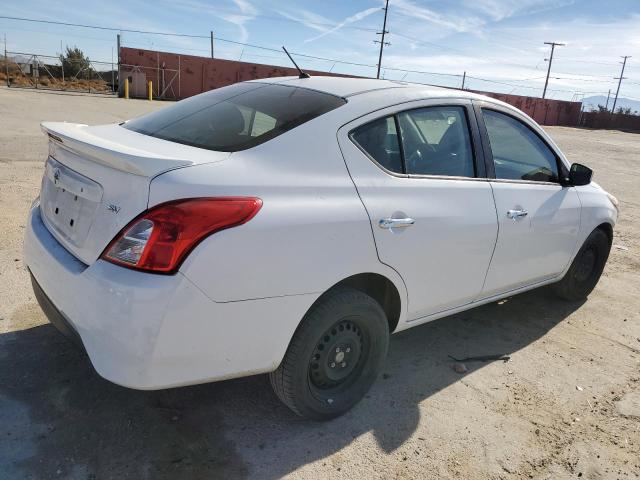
309,320,364,390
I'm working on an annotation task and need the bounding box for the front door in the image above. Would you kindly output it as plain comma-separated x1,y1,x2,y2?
338,101,498,320
477,106,581,298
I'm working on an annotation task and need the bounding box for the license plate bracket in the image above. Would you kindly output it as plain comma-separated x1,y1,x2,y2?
40,158,103,247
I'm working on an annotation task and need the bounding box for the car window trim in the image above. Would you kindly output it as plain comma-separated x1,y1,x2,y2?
393,115,407,174
473,101,566,185
348,101,486,180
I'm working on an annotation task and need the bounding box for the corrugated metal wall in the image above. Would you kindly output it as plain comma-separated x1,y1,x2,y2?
119,47,582,127
119,47,351,100
580,111,640,131
476,91,582,127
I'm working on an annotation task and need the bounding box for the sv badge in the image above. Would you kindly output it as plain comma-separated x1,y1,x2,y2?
107,204,121,214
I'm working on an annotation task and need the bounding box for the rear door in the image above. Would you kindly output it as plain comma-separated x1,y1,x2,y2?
338,100,498,320
475,103,580,298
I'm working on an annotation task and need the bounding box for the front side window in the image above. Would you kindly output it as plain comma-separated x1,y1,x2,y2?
123,83,346,152
482,109,559,183
398,106,474,177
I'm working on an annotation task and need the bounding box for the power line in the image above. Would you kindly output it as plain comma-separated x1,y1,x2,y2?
0,14,379,70
551,76,618,84
3,12,597,84
553,58,620,66
2,14,638,101
384,66,463,78
0,13,379,36
552,71,619,79
465,75,609,95
207,10,378,33
390,31,541,72
0,15,208,38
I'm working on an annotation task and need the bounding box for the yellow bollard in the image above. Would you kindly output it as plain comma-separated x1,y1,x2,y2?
148,80,153,101
124,78,129,99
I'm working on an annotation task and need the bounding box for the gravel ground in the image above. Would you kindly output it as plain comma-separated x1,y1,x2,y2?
0,86,638,480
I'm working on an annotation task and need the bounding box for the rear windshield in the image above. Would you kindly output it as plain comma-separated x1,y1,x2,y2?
123,83,346,152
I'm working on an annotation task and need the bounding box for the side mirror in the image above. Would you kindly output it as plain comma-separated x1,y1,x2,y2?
568,163,593,186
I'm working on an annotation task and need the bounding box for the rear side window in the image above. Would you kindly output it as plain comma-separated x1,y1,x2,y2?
350,116,402,173
482,109,559,183
123,83,346,152
350,105,476,178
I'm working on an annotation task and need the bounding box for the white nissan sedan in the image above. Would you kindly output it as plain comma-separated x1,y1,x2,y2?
24,76,618,420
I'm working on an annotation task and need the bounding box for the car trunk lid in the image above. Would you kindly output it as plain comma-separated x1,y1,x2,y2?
39,122,230,265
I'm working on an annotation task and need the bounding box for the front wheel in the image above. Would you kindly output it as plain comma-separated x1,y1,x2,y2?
269,287,389,421
553,228,611,301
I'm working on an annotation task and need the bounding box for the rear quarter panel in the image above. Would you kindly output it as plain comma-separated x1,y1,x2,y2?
148,115,408,314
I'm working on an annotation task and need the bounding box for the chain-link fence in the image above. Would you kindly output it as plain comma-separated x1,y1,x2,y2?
2,52,117,94
118,61,180,100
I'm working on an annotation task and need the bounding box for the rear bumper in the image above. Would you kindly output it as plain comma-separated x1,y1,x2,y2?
30,271,84,350
24,203,317,389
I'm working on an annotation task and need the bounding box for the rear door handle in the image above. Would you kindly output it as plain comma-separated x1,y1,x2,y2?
506,209,528,220
379,217,415,229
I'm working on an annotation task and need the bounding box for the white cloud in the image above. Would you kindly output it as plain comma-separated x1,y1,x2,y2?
466,0,576,22
276,8,334,33
390,0,484,32
233,0,257,15
304,6,380,43
165,0,257,43
219,0,258,43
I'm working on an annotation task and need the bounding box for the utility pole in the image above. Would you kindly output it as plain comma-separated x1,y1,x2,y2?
375,0,390,79
117,33,122,97
210,31,214,59
461,71,466,90
612,55,631,114
4,34,8,87
605,89,611,111
111,46,114,93
60,40,65,84
542,41,565,99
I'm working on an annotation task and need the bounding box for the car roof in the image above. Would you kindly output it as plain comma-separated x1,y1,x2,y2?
249,75,496,103
248,76,520,118
249,76,414,97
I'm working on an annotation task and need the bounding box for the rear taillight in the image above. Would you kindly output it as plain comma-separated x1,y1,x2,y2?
101,197,262,273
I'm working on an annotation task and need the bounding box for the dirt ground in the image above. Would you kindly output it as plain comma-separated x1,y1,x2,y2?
0,86,638,480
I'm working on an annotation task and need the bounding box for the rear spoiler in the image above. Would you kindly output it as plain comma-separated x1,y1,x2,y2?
41,122,194,177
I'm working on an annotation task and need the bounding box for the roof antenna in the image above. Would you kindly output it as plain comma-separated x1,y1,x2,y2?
282,46,311,79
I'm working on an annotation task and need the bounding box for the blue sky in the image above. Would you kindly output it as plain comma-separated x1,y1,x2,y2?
2,0,640,101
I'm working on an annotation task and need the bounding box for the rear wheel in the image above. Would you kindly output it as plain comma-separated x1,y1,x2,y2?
553,228,611,301
269,287,389,420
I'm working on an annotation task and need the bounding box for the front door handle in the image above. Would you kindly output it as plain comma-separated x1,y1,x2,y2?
379,217,415,229
506,209,528,220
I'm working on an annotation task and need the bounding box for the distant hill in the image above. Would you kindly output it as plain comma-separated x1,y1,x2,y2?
582,95,640,114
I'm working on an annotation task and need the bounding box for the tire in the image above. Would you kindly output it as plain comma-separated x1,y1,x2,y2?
269,287,389,421
553,228,611,301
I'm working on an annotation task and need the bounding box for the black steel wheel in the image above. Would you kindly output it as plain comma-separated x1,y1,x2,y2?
553,228,611,301
309,318,366,395
269,287,389,420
